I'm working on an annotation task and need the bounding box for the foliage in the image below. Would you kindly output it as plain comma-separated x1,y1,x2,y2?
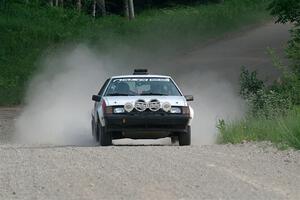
268,0,300,24
217,107,300,150
0,0,231,17
0,0,271,105
239,68,292,118
240,67,264,98
219,48,300,150
269,0,300,74
287,26,300,74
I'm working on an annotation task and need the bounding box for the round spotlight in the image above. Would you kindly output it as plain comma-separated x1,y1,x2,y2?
149,99,161,112
124,102,134,112
162,102,171,112
135,99,147,112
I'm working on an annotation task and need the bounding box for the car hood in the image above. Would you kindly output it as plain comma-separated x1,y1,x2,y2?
103,96,187,107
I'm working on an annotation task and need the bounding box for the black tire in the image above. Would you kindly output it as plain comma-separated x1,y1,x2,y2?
178,126,191,146
98,126,112,146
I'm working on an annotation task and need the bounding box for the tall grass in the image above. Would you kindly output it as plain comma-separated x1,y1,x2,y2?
0,0,271,105
218,107,300,149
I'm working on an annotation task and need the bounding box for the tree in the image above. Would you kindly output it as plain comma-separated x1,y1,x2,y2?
77,0,81,11
269,0,300,24
124,0,129,19
128,0,135,20
99,0,106,16
123,0,134,20
269,0,300,105
92,0,96,17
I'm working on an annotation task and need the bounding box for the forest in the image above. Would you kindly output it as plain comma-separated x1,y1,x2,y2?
2,0,225,18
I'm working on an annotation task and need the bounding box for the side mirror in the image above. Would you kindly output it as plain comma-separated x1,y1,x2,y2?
92,95,101,102
184,95,194,102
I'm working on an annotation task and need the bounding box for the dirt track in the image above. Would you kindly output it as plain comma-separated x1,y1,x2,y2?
0,141,299,200
1,23,300,200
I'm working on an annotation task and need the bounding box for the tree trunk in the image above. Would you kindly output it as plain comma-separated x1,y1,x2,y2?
60,0,64,7
55,0,58,6
49,0,53,7
124,0,129,19
128,0,135,20
99,0,106,16
92,0,96,18
77,0,81,11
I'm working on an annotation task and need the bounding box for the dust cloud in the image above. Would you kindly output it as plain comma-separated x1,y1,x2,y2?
15,44,245,145
15,46,112,145
179,71,245,144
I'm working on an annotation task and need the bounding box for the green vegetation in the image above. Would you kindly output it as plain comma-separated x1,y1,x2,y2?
218,56,300,150
218,0,300,150
0,0,271,105
217,107,300,149
218,64,300,149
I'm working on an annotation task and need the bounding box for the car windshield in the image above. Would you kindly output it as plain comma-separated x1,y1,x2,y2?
105,77,181,96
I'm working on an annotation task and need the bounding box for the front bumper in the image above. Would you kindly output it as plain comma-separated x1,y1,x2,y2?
104,111,190,139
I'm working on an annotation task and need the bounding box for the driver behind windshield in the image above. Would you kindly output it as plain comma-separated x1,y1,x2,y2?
150,81,166,95
106,78,180,96
115,82,130,94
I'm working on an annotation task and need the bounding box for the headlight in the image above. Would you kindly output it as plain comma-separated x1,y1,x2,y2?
114,107,125,114
170,107,181,114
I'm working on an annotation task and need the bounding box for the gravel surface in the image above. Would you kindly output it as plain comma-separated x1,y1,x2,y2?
0,107,20,144
1,109,300,200
0,143,299,200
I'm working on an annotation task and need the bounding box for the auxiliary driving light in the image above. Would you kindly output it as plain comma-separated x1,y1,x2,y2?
162,102,172,112
124,102,134,112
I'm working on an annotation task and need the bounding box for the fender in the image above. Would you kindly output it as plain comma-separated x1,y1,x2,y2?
97,105,106,127
188,106,194,126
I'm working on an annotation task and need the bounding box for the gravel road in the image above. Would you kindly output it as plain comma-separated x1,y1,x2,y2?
0,138,300,200
1,23,300,200
1,108,300,200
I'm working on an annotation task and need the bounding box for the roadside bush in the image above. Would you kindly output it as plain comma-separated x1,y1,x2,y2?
269,48,300,106
287,26,300,75
239,68,292,118
217,106,300,149
240,67,264,98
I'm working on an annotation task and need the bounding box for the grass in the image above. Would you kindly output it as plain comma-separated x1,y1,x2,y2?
0,0,271,105
218,106,300,150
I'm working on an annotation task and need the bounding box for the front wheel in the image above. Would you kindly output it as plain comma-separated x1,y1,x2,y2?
178,126,191,146
98,126,112,146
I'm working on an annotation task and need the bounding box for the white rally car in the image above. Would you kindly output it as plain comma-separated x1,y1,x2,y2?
91,69,194,146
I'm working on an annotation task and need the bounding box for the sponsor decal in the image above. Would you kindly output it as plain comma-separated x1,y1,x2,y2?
113,78,170,82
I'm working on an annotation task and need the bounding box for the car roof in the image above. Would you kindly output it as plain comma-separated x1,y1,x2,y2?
111,75,171,79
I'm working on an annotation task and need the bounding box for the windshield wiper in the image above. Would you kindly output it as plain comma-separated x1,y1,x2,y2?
140,92,167,96
107,93,130,96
